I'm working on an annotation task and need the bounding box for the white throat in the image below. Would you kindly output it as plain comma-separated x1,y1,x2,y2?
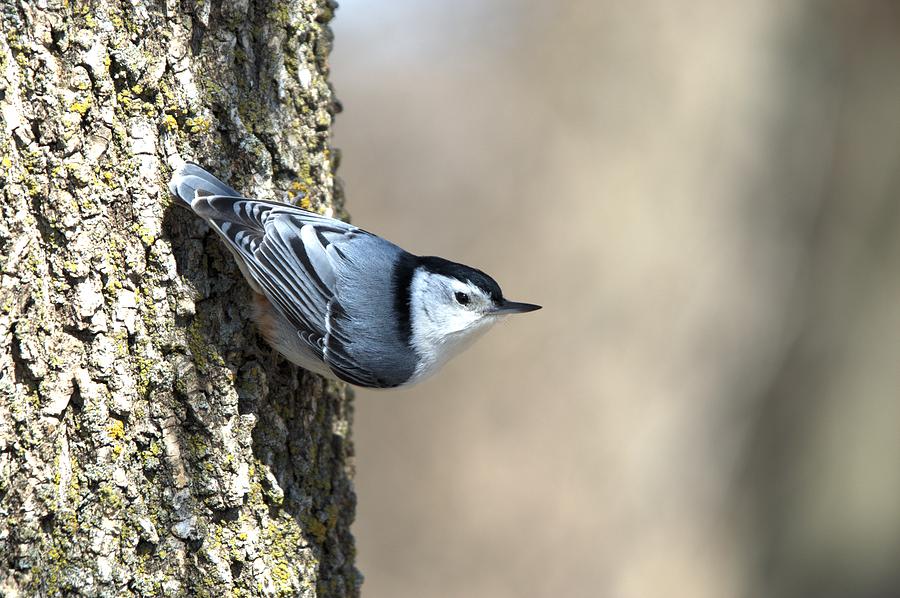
406,269,499,384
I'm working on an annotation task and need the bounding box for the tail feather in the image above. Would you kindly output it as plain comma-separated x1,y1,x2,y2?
168,163,242,205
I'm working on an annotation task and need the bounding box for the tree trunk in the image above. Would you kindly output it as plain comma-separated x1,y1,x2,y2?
0,1,358,596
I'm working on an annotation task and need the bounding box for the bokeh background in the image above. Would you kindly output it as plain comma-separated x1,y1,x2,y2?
329,2,900,597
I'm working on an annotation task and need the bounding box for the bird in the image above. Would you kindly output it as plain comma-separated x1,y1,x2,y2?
168,163,541,389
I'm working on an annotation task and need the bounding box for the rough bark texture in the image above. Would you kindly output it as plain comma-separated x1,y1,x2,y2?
0,1,359,596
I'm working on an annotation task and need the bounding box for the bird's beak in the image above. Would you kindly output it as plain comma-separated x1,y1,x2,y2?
491,299,542,315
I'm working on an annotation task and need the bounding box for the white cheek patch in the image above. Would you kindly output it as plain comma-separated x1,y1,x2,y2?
407,271,499,384
445,308,479,332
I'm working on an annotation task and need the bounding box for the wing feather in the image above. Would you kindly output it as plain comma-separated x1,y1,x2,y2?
189,193,384,386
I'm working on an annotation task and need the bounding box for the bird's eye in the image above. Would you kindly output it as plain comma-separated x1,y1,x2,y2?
454,292,470,305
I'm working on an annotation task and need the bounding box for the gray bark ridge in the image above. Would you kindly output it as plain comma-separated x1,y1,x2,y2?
0,1,359,596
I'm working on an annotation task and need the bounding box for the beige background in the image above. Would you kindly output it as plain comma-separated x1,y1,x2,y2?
330,2,900,597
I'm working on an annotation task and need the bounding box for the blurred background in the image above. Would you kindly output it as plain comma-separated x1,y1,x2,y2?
329,1,900,597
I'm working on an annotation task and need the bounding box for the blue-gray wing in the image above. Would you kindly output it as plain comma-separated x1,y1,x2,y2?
172,170,385,387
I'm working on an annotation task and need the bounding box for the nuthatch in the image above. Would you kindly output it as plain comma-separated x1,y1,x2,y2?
169,164,540,388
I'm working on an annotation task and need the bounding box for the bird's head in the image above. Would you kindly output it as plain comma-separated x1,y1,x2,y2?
407,257,540,371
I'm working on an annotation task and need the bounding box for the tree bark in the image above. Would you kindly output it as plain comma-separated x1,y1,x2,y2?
0,1,358,596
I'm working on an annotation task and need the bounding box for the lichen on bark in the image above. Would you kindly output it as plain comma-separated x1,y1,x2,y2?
0,1,358,596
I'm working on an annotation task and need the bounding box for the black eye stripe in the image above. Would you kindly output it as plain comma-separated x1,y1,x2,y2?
454,291,470,305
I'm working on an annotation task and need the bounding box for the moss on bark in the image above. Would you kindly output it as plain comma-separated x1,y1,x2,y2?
0,1,358,596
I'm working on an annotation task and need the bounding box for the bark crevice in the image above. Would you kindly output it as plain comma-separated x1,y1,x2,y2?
0,1,359,596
